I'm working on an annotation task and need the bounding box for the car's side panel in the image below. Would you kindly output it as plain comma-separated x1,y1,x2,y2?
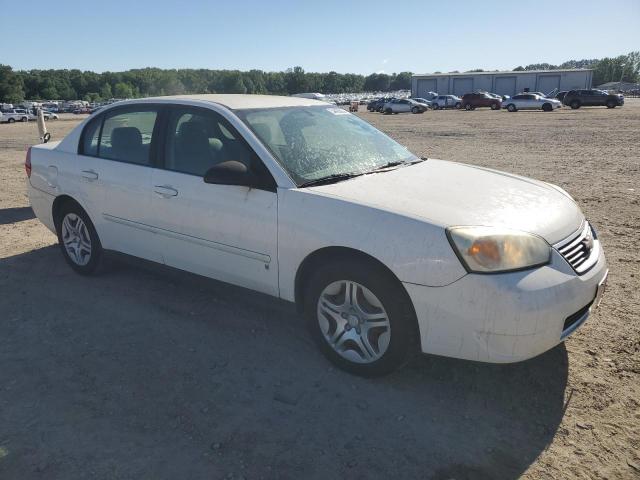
277,188,467,302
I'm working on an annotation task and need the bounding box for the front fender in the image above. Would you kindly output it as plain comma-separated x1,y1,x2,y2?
277,188,467,302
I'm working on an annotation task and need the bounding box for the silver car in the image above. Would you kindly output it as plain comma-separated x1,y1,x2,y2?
431,95,462,110
382,98,428,114
503,93,562,112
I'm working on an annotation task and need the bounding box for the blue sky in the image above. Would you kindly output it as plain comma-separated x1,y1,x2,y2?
2,0,639,74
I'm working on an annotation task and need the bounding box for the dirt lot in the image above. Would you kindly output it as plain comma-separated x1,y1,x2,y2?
0,104,638,480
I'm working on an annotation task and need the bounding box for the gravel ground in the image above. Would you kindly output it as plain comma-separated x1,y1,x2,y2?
0,104,638,480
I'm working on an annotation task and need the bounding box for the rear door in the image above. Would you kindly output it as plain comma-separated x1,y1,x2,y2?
77,105,163,263
149,105,279,296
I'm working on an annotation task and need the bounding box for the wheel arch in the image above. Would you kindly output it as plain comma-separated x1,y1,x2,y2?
294,246,421,348
52,195,89,231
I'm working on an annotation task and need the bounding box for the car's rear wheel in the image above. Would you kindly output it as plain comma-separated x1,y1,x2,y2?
542,103,553,112
8,118,15,123
570,100,580,109
432,104,439,110
606,100,616,109
303,259,415,376
56,203,102,275
384,108,392,115
507,104,517,112
464,104,472,110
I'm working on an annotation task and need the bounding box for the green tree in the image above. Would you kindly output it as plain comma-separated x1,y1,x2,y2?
114,82,134,98
100,83,113,99
0,65,25,103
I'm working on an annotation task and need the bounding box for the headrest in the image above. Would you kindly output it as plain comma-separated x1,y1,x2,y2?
111,127,142,150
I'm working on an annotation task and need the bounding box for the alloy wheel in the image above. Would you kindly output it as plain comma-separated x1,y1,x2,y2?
61,213,92,266
317,280,391,364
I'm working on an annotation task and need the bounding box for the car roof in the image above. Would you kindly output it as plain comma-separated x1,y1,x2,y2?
128,94,329,110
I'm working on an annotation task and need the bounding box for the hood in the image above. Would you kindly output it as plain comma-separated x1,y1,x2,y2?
306,159,584,244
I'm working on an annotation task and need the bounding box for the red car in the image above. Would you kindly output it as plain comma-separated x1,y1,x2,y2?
460,92,502,110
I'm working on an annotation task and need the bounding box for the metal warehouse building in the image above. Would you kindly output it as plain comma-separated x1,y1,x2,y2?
411,69,593,98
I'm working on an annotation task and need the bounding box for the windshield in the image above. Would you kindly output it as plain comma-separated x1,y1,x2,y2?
236,106,417,186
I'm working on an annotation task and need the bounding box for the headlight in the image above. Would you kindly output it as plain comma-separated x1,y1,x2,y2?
447,227,551,273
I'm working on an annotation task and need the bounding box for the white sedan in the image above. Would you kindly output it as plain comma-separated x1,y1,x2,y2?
503,93,562,112
26,94,607,376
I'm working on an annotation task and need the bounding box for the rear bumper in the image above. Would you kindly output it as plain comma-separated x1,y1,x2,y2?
404,244,608,363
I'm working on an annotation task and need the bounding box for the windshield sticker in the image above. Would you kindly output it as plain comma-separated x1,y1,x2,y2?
327,107,350,115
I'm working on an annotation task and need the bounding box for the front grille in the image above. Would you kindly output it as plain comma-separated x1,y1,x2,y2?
555,222,598,274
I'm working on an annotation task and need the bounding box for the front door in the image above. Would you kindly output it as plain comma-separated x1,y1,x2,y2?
150,105,279,296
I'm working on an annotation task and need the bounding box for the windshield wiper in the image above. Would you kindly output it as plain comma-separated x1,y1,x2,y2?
299,172,364,188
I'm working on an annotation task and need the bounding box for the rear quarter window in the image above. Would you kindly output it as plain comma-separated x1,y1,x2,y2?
80,116,101,156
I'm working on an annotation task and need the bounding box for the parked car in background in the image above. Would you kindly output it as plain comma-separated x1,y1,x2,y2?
555,91,568,102
0,109,30,123
563,89,624,109
42,110,59,120
383,98,428,114
73,107,92,114
411,98,433,107
460,92,501,110
503,94,562,112
26,94,608,376
431,95,462,109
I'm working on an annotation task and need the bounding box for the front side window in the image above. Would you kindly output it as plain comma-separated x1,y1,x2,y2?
99,109,158,165
164,107,257,177
237,106,417,185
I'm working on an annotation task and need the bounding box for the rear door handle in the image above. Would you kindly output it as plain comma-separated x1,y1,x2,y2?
154,185,178,197
81,170,99,181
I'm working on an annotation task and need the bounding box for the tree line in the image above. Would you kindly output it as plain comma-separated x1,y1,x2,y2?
0,51,638,103
0,66,412,104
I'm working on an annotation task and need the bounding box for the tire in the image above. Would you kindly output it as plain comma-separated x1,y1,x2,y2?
8,118,15,123
464,104,472,111
507,104,517,112
303,258,415,376
20,117,28,122
411,106,419,114
606,100,616,109
55,202,103,275
542,103,553,112
570,100,580,109
490,103,499,110
384,108,392,115
454,102,461,109
432,104,439,110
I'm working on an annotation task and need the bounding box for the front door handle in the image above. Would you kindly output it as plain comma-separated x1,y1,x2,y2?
81,170,99,181
154,185,178,197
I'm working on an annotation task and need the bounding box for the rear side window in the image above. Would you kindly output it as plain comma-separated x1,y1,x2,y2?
99,110,158,166
81,117,101,156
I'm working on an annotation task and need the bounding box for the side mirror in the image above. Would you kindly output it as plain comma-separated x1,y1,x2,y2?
203,161,258,187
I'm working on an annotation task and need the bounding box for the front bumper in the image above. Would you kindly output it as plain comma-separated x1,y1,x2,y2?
404,242,608,363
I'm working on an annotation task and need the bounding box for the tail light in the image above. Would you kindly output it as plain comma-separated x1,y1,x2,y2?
25,147,32,178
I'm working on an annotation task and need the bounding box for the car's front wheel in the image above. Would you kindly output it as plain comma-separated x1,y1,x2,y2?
454,102,461,109
507,104,517,112
491,103,499,110
542,103,553,112
411,106,420,114
56,203,103,275
606,100,616,109
303,259,415,376
464,104,472,110
20,116,28,122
